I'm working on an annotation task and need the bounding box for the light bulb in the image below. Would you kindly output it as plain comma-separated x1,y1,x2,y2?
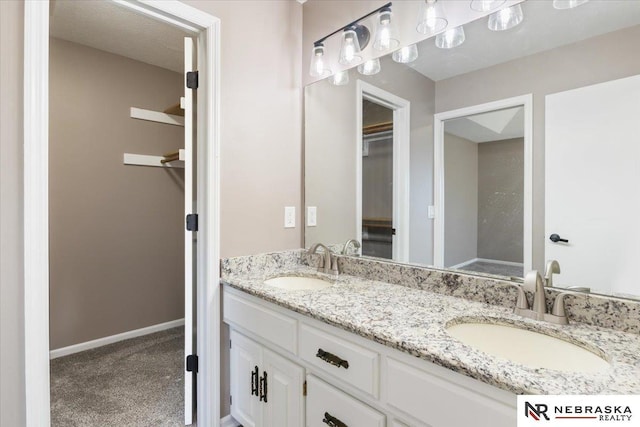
373,8,399,51
357,58,381,76
488,4,524,31
339,29,362,65
392,44,418,64
309,43,331,78
417,0,448,35
553,0,589,9
331,70,350,86
470,0,506,12
435,26,465,49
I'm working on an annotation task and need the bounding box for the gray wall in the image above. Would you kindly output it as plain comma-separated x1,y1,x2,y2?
435,25,640,271
1,0,303,422
49,39,185,349
443,133,478,267
477,138,524,263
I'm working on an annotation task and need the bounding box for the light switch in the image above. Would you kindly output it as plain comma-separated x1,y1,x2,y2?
428,205,436,219
284,206,296,228
307,206,317,227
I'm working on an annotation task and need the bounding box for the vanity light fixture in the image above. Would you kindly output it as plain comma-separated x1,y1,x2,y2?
553,0,589,9
331,70,350,86
488,3,524,31
309,43,331,78
373,7,399,51
435,26,466,49
357,58,381,76
470,0,506,12
309,2,393,77
392,44,419,64
416,0,448,35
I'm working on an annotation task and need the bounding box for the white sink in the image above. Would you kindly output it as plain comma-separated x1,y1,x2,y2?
263,276,333,291
446,322,610,373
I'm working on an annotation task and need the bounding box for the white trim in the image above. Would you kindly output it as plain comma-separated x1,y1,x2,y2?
130,107,185,127
24,1,221,426
356,80,411,263
123,150,185,168
49,319,185,359
220,415,240,427
449,258,525,269
433,94,533,273
24,2,51,426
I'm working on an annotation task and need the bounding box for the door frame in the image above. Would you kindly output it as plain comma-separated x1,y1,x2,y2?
23,1,221,426
433,94,533,272
356,80,411,262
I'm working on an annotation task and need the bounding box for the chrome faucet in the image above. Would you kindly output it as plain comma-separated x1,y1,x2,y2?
544,260,561,287
307,243,339,276
514,270,569,325
341,239,361,255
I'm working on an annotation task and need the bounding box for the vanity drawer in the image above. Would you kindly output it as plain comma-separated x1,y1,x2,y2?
223,290,297,354
306,375,385,427
386,357,515,427
299,323,379,397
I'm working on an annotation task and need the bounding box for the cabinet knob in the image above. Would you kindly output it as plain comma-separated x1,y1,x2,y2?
323,411,348,427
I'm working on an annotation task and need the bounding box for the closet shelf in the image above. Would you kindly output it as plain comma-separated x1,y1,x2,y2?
130,107,184,127
124,149,185,168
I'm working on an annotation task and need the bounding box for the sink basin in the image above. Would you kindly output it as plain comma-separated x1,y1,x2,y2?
446,322,610,373
263,276,333,291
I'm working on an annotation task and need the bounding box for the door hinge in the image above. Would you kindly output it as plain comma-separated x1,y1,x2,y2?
229,339,232,349
230,395,232,405
186,71,199,89
186,354,198,373
303,380,307,396
186,214,198,231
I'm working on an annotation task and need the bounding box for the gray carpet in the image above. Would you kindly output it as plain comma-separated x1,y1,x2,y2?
50,327,184,427
458,261,523,278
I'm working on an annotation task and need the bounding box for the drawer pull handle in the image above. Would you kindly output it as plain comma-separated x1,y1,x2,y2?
316,348,349,369
323,411,348,427
259,371,268,403
251,365,259,396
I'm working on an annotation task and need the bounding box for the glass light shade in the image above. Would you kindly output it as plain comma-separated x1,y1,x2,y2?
392,44,418,64
331,70,350,86
435,26,465,49
309,44,331,78
470,0,506,12
553,0,589,9
416,0,448,35
357,58,381,76
373,9,399,51
488,4,524,31
339,29,362,65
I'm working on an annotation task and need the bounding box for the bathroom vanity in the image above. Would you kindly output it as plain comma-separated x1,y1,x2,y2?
222,251,640,427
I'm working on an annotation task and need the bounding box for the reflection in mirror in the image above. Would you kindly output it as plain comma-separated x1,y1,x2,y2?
304,0,640,299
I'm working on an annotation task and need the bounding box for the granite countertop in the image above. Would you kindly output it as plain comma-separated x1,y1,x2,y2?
222,264,640,396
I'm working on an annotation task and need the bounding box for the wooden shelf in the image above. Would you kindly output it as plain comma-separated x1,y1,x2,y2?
130,107,184,127
123,149,185,168
362,217,392,229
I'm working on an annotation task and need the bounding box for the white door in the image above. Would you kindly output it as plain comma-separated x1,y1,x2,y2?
230,330,263,427
262,348,305,427
184,36,197,426
545,74,640,295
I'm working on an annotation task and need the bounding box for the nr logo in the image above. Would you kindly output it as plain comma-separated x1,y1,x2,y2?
525,402,551,421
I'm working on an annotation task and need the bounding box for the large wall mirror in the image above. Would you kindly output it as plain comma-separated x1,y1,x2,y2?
304,0,640,300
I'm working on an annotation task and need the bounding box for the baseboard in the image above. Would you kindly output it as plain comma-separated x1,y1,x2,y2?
449,258,479,269
50,318,185,359
220,414,239,427
450,257,523,269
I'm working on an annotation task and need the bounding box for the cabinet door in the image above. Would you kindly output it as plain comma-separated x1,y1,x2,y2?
262,348,305,427
230,330,262,427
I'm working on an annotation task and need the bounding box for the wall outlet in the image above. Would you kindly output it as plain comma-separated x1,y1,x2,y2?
428,205,436,219
284,206,296,228
307,206,317,227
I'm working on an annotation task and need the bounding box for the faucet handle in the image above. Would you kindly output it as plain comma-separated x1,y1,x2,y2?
515,286,529,310
551,293,568,317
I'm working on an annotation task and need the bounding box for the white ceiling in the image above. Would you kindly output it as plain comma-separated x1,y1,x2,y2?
50,0,187,73
409,0,640,81
445,106,524,143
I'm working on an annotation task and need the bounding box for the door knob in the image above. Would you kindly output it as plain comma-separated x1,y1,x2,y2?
549,233,569,243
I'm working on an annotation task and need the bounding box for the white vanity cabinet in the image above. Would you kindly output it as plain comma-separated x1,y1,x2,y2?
230,330,305,427
223,285,516,427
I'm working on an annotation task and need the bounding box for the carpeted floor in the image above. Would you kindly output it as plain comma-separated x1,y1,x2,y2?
50,327,184,427
458,261,523,278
